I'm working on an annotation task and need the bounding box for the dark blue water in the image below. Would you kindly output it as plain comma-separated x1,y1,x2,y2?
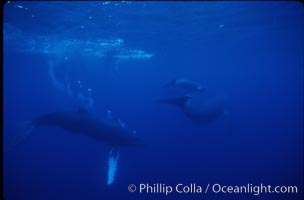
3,1,304,200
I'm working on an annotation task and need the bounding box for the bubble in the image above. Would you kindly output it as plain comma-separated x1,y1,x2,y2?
117,119,125,128
102,1,110,5
107,110,112,120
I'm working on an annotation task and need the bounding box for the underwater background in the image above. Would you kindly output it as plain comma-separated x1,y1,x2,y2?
3,1,304,200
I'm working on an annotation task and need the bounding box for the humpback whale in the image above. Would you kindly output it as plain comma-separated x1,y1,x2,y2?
12,109,144,186
165,79,206,92
13,109,143,147
155,95,233,133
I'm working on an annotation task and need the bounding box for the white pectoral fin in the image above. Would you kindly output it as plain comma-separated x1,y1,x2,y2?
107,147,120,185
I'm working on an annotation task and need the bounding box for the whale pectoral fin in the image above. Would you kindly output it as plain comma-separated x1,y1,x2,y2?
107,147,120,185
224,111,234,136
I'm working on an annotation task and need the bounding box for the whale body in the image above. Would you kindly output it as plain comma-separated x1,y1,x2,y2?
12,109,144,186
155,95,226,124
18,109,143,147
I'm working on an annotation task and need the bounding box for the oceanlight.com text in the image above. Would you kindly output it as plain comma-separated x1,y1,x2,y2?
128,183,299,196
211,183,298,196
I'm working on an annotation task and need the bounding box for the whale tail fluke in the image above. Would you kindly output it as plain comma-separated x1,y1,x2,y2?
9,121,35,150
154,95,192,107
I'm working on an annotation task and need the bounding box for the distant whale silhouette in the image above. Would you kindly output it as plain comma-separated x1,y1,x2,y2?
155,95,234,133
165,79,206,92
13,109,144,147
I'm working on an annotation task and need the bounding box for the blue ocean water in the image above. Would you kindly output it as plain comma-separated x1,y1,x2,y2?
3,1,304,200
